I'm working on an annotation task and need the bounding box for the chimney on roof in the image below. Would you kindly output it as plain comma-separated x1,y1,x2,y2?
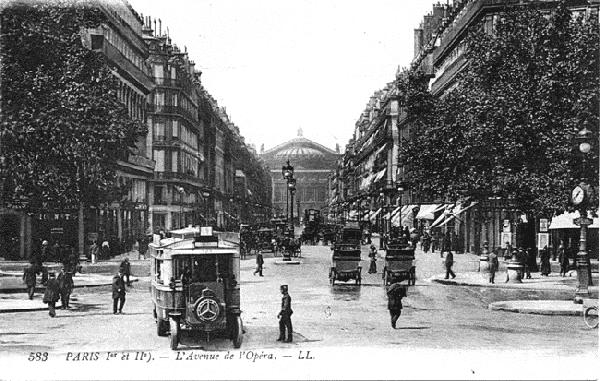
335,143,340,153
158,19,162,36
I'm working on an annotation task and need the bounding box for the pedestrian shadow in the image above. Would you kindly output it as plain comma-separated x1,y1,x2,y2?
394,326,431,330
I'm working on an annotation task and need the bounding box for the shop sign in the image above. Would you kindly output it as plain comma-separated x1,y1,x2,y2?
539,218,548,232
502,219,511,233
537,233,549,249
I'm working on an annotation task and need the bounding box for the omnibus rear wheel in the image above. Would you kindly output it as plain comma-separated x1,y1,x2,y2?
169,318,180,350
157,318,168,337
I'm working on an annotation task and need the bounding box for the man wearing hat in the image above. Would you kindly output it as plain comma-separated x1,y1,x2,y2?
57,266,74,309
112,270,126,314
42,272,60,317
22,264,37,300
277,285,293,342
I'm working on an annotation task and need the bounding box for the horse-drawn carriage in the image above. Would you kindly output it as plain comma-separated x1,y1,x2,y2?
382,235,416,286
329,224,362,285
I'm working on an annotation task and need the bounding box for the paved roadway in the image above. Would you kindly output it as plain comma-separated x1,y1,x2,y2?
0,244,597,379
1,244,596,352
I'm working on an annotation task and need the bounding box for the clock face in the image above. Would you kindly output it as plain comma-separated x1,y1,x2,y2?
572,186,585,205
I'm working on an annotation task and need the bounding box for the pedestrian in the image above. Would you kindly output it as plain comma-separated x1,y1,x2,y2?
559,245,570,277
112,270,126,314
517,248,530,279
539,246,551,276
138,236,148,260
22,264,37,300
422,232,431,253
101,240,110,260
119,258,132,286
488,249,499,284
42,272,60,317
57,266,74,309
253,251,264,276
444,250,456,279
276,285,293,342
503,241,512,260
386,283,407,329
368,244,377,274
89,241,99,263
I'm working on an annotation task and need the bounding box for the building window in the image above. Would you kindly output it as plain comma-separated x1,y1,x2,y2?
172,151,178,173
171,66,177,79
153,64,164,80
154,150,165,172
172,120,179,138
155,91,164,107
154,185,165,205
171,93,178,107
154,121,165,141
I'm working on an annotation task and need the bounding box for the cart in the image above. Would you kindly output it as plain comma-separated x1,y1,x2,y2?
329,224,362,285
382,238,415,286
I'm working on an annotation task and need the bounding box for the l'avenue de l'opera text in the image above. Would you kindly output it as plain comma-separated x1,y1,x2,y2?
63,350,315,363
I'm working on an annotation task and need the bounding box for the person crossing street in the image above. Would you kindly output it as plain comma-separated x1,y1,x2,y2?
112,270,126,314
42,272,60,317
57,266,74,309
254,251,264,276
22,264,37,300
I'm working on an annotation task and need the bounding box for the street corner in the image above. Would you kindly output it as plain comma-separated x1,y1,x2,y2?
489,300,583,316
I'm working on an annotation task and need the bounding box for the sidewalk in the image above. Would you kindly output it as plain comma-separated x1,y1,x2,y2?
421,248,599,316
1,250,150,275
0,272,140,294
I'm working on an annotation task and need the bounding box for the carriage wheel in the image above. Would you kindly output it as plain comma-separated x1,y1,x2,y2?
169,318,180,350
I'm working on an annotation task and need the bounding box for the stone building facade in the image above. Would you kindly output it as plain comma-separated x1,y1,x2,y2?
261,132,339,224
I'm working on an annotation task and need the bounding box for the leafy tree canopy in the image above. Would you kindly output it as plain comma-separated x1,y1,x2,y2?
1,2,147,212
400,2,599,216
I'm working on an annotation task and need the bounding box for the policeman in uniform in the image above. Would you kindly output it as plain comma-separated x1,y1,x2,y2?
277,285,293,342
112,270,126,314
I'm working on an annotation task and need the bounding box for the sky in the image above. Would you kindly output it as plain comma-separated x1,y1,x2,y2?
127,0,436,152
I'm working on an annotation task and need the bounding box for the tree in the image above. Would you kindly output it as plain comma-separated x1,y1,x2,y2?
0,2,147,213
401,2,599,216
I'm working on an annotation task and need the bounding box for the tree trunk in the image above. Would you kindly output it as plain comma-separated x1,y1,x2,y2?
78,201,84,260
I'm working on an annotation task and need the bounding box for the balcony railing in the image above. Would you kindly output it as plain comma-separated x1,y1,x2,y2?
147,104,198,122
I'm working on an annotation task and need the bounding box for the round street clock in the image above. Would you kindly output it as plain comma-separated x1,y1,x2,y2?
571,185,585,205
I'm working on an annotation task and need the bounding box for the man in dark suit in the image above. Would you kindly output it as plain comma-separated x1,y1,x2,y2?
22,265,37,300
43,272,60,317
112,270,126,314
119,258,132,286
57,266,74,309
254,251,264,276
277,285,293,342
444,250,456,279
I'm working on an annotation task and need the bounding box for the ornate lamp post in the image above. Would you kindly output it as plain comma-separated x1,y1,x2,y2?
177,186,185,228
573,121,595,303
282,160,294,227
202,191,210,226
288,177,296,234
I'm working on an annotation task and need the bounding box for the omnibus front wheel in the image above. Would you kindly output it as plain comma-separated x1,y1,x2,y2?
584,306,598,329
231,315,243,348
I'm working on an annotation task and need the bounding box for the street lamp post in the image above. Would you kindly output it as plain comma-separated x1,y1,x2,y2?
177,186,185,228
288,178,296,234
202,191,210,226
573,121,595,302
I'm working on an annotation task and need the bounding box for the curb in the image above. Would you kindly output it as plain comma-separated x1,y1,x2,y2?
0,278,139,294
430,277,577,292
488,301,582,316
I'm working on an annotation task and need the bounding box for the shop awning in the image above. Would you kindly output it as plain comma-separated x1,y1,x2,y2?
549,210,599,229
360,174,374,191
373,168,387,183
431,202,477,228
416,204,443,220
392,205,417,227
369,208,382,222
